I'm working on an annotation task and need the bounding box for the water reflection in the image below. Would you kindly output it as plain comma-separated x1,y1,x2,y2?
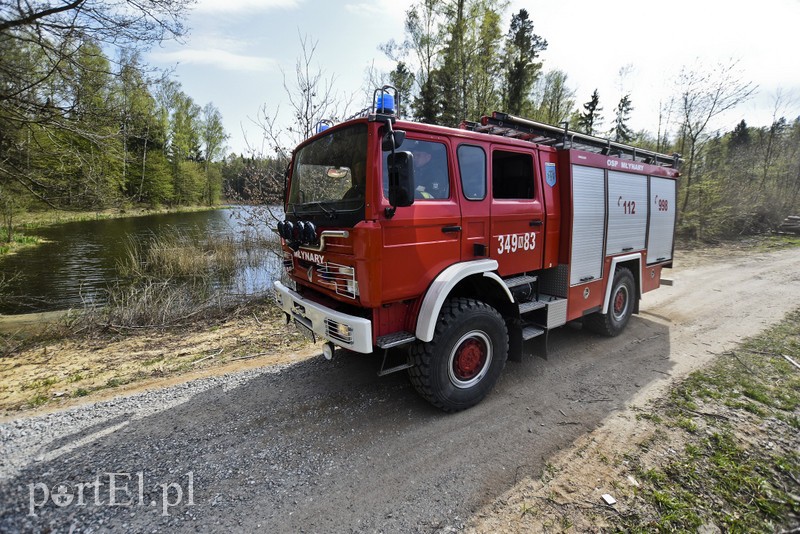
0,207,283,314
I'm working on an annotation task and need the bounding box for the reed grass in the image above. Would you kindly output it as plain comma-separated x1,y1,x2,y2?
118,228,238,280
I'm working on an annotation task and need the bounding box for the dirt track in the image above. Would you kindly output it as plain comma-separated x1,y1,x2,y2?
2,246,800,532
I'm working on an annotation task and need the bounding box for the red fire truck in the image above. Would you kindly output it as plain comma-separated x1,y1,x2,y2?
274,88,679,411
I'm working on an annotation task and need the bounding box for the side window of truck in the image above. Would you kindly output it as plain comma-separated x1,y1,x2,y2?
457,145,486,200
492,151,535,199
383,139,449,200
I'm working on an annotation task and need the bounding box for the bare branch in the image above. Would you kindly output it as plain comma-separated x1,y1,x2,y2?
0,0,85,32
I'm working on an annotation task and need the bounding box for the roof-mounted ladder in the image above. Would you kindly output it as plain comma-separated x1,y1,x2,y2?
460,112,681,169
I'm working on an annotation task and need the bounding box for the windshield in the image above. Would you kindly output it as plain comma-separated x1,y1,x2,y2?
289,124,367,217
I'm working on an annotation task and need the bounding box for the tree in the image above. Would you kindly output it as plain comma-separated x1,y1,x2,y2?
255,33,351,162
388,62,415,118
0,0,193,209
676,61,756,217
201,103,228,205
468,3,503,118
729,119,751,150
404,0,446,123
532,70,574,125
243,34,350,230
576,89,602,135
501,9,547,116
168,91,203,204
611,94,634,142
0,0,190,118
283,34,344,142
114,49,160,198
437,0,465,126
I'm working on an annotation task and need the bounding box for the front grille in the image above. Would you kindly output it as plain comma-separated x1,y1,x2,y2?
316,262,358,299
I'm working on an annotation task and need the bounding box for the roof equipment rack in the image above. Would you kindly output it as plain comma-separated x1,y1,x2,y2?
460,111,681,169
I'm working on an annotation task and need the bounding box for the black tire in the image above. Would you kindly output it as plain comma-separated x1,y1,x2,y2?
408,298,509,412
585,267,636,337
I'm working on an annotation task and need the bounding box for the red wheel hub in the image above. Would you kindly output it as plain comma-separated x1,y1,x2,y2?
614,290,626,314
453,338,487,380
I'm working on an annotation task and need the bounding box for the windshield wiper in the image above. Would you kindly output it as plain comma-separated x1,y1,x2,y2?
306,201,337,219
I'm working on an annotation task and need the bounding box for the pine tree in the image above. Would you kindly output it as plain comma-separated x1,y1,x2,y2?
501,9,547,116
438,0,467,127
469,4,503,118
612,94,634,142
577,89,603,135
388,62,415,118
406,0,445,123
730,119,750,149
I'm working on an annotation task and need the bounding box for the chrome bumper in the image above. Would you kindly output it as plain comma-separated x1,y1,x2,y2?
273,281,373,354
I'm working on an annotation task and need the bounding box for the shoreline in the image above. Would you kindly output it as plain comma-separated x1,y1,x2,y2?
1,204,231,258
0,309,74,336
16,203,230,231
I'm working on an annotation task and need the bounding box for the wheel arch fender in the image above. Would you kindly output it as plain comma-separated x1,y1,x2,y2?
602,253,642,315
415,259,513,342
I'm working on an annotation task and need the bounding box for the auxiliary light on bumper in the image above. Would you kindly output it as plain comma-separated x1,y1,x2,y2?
273,281,373,354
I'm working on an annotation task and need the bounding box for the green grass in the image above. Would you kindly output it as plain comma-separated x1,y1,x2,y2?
757,234,800,251
0,233,43,255
27,394,49,407
620,309,800,532
21,376,58,390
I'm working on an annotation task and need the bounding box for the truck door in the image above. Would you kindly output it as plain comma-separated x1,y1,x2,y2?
489,148,545,276
380,136,462,302
455,143,491,261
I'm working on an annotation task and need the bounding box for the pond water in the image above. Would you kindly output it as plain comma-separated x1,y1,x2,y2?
0,207,284,315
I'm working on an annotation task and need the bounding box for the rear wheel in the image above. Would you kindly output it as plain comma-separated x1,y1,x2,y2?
408,298,508,412
585,267,636,337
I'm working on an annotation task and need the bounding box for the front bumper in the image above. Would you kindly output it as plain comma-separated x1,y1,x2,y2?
273,281,373,354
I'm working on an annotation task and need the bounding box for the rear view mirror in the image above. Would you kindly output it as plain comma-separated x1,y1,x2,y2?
326,167,348,179
382,130,406,152
388,151,414,208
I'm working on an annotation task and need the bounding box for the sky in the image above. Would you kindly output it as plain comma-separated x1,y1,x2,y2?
146,0,800,156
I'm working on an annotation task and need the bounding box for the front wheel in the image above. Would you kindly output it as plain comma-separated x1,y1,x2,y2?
585,267,636,337
408,298,509,412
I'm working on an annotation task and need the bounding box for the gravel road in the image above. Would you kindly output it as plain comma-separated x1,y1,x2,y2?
2,246,800,533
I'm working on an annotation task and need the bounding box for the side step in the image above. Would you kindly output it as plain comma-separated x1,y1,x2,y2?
376,331,416,377
376,331,416,349
522,325,545,340
519,300,546,314
504,274,538,288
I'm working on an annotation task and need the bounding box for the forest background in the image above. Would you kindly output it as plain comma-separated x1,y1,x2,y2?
1,0,798,242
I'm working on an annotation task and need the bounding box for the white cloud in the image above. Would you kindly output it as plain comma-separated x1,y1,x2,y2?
344,0,406,22
194,0,302,13
150,48,276,72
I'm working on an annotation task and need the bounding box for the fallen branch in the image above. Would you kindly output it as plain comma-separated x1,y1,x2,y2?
782,354,800,371
741,348,800,371
723,351,756,375
228,352,270,362
192,348,223,366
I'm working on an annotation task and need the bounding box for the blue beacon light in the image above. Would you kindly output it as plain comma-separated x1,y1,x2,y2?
376,93,395,115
